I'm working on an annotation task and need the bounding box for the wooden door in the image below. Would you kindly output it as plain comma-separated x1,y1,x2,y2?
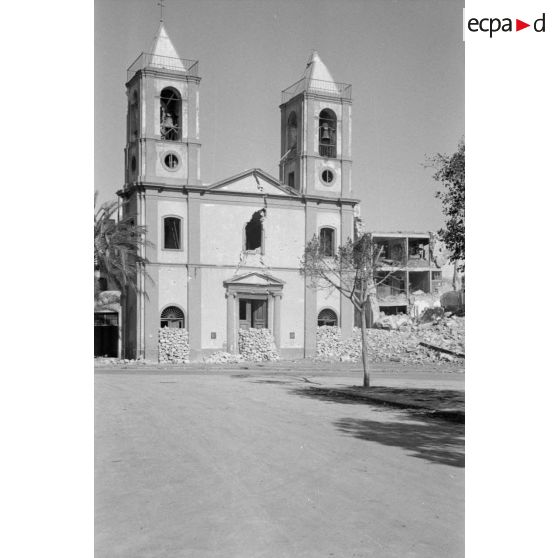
239,299,251,330
251,300,267,329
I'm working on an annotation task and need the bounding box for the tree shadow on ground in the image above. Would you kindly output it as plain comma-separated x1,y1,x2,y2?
289,385,464,410
290,386,464,467
334,417,464,467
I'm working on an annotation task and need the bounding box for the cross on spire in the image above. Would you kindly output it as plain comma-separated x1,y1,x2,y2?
157,0,165,23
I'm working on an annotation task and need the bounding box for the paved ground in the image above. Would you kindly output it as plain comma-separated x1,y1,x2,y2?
95,366,464,557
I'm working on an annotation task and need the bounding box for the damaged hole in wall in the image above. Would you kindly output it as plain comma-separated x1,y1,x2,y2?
245,209,266,251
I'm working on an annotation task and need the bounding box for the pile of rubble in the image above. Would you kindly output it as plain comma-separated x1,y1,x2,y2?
373,313,413,331
238,328,279,362
204,351,244,364
94,357,156,366
159,328,190,363
316,313,464,364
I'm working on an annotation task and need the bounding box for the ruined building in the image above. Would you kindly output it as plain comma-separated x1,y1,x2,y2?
117,23,359,360
370,231,461,316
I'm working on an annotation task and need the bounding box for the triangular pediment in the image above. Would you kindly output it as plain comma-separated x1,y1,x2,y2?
224,272,284,287
208,169,300,197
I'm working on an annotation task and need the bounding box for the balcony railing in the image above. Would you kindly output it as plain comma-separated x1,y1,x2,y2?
319,144,337,158
127,53,199,81
281,77,352,104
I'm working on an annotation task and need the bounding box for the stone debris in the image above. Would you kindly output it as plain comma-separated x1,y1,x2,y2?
238,328,279,362
204,351,245,364
316,314,464,364
409,291,441,319
94,357,156,366
374,313,413,331
159,328,190,363
204,329,279,363
418,306,445,324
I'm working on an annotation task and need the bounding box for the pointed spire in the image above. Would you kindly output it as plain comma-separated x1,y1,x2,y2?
281,50,351,103
301,50,341,96
147,22,186,71
149,22,181,59
302,50,337,84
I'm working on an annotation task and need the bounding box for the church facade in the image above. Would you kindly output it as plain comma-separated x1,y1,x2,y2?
118,24,359,361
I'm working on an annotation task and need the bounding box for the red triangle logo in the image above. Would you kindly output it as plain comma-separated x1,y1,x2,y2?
516,19,530,31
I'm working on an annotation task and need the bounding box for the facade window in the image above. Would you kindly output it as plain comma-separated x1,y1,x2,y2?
432,271,442,280
164,217,181,250
321,169,334,185
163,152,179,170
318,109,337,158
287,111,297,148
94,312,119,327
130,90,139,140
160,306,185,328
318,308,338,327
160,87,181,141
288,171,295,188
244,209,265,252
319,227,335,257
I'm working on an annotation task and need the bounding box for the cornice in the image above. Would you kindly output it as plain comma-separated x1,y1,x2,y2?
119,181,360,206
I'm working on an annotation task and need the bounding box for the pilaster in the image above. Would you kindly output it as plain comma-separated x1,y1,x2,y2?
226,292,236,353
340,205,354,338
187,192,202,359
304,201,318,357
273,293,282,350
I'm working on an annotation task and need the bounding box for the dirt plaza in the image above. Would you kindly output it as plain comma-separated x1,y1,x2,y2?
95,364,464,557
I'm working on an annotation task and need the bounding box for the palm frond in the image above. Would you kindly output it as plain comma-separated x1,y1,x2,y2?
94,193,152,295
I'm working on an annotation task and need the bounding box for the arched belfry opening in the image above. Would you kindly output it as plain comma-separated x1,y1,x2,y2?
160,87,181,141
318,109,337,158
287,111,297,149
130,90,139,141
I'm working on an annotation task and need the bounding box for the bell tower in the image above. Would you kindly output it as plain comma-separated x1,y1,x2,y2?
279,51,352,198
124,22,201,188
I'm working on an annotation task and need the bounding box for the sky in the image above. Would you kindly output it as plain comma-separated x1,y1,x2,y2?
95,0,464,232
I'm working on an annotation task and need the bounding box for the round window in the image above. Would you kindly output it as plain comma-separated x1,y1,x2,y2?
163,153,179,170
321,169,335,185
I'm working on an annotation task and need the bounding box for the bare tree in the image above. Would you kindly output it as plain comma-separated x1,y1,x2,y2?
300,232,402,387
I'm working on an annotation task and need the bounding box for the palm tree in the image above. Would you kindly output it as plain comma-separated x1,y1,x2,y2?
94,194,150,300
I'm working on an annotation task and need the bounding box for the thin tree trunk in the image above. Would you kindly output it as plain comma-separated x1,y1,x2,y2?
360,306,370,387
452,260,457,291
